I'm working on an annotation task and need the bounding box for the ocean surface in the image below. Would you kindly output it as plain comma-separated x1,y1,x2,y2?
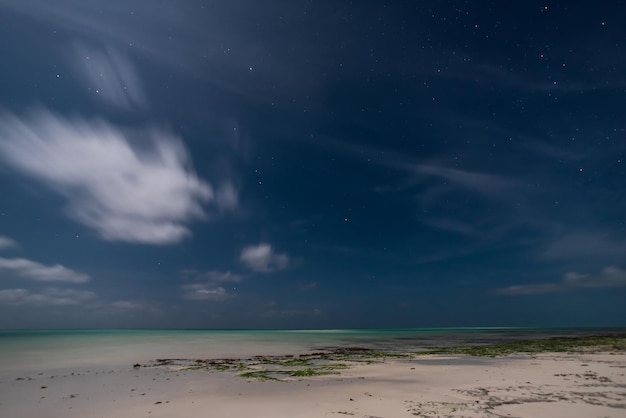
0,327,622,373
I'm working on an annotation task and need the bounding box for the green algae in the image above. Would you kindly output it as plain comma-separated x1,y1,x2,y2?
418,335,626,357
145,334,626,382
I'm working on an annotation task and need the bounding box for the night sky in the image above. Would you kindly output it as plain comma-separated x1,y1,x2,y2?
0,1,624,329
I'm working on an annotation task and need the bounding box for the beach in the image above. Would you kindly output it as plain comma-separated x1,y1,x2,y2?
1,329,625,417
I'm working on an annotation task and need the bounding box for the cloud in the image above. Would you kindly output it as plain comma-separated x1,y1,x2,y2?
0,287,96,306
410,164,513,195
299,281,318,291
181,283,228,301
71,42,148,110
494,266,626,295
541,232,626,260
0,109,230,244
111,300,145,310
263,303,323,318
215,182,239,211
433,53,626,93
180,269,242,301
188,270,243,283
0,257,90,283
424,219,478,237
304,136,514,201
240,243,289,273
0,236,17,250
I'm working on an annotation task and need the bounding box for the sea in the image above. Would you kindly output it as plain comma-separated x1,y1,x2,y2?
0,327,622,373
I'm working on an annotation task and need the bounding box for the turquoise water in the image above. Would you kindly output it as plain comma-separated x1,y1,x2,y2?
0,327,622,373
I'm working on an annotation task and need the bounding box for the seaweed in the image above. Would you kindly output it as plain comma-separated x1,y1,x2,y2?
417,335,626,357
141,334,626,382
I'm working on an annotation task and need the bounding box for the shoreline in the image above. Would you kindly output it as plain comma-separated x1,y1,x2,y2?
1,334,625,417
133,333,626,380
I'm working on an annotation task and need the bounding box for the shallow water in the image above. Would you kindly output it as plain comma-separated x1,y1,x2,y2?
0,327,621,373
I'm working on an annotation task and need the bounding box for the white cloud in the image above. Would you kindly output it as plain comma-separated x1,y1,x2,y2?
494,266,626,295
0,109,231,244
200,270,243,283
0,236,17,250
181,283,228,301
181,269,243,283
71,42,148,110
0,257,90,283
0,287,95,306
180,269,242,301
240,243,289,273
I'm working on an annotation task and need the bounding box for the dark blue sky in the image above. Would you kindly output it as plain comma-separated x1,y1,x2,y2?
0,0,624,329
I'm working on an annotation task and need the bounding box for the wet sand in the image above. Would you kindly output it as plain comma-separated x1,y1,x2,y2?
1,348,625,417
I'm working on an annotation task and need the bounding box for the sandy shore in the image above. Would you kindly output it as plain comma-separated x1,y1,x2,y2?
1,349,625,418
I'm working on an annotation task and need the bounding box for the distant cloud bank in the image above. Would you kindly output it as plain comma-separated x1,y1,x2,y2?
495,266,626,295
0,287,95,306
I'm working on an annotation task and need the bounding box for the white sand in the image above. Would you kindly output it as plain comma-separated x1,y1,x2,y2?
1,352,625,417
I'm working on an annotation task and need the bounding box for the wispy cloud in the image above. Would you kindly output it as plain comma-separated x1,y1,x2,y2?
263,301,322,318
215,182,239,211
181,283,228,301
424,218,479,237
0,0,315,108
0,287,95,306
434,53,626,93
81,298,160,315
494,266,626,295
410,164,513,195
304,135,514,200
180,269,242,301
299,281,318,291
0,109,234,244
110,300,147,311
181,269,243,283
70,42,148,110
0,236,17,250
0,257,90,283
541,232,626,260
240,243,289,273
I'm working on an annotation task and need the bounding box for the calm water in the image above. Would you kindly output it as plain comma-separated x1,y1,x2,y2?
0,327,622,373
